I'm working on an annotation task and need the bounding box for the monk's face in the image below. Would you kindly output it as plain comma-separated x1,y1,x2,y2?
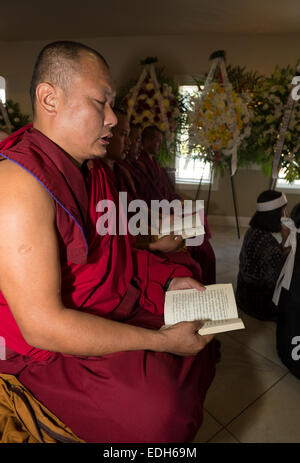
54,53,117,164
127,126,142,162
106,113,130,162
143,129,163,157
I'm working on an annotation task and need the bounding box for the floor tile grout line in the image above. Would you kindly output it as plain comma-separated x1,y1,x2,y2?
223,330,288,371
224,427,241,443
205,426,242,443
203,332,288,437
205,426,226,443
193,408,225,444
204,407,227,428
205,226,289,442
222,371,290,430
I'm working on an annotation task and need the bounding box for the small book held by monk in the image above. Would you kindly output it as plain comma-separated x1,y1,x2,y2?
158,220,204,240
164,284,245,335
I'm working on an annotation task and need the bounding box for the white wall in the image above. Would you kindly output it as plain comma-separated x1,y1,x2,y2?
1,32,300,116
1,31,300,217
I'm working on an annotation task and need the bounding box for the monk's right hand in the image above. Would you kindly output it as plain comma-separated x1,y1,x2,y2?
158,320,214,356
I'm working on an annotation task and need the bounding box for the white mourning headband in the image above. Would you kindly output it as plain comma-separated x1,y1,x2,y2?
256,193,287,212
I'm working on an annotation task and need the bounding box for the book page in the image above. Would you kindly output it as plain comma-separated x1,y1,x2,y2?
159,208,205,238
198,318,245,336
164,284,238,325
158,225,204,240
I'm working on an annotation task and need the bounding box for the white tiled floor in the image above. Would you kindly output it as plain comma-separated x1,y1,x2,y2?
193,225,300,443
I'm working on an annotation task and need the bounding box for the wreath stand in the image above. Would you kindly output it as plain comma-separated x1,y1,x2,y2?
191,50,241,238
126,57,172,143
269,177,278,191
270,69,300,191
195,161,240,239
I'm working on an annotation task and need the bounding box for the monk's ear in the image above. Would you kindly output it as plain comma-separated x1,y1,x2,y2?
35,82,59,116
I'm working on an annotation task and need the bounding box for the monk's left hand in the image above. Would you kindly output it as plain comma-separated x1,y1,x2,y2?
167,277,205,292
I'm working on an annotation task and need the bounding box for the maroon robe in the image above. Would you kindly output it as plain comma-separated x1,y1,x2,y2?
126,152,216,285
138,150,182,201
115,160,204,282
0,128,216,443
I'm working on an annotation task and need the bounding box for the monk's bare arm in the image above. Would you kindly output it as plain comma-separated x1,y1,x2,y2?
0,162,212,357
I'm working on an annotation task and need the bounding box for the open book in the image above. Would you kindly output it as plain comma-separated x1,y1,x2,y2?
164,284,245,335
158,218,204,240
157,203,205,240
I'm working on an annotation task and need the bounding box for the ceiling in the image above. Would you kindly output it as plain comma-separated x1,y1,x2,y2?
1,0,300,41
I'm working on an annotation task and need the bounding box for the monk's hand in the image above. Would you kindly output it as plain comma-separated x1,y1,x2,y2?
167,277,205,292
159,320,214,356
148,233,183,253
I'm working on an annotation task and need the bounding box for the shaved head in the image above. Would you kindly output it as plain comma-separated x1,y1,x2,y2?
30,40,117,165
30,41,109,113
141,125,163,143
142,125,163,157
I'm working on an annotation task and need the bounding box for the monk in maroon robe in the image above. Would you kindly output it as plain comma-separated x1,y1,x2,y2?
133,125,216,285
106,110,203,281
121,122,146,199
0,41,216,443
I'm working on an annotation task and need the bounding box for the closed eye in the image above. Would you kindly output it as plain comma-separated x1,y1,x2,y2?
95,99,106,106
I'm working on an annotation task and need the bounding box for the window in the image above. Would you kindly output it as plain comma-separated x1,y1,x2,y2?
175,85,213,185
276,167,300,193
176,155,212,184
0,76,6,104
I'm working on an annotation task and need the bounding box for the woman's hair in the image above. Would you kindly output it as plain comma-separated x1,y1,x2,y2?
249,190,287,233
291,203,300,228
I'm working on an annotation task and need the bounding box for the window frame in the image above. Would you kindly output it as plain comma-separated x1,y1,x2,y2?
174,78,219,191
0,76,6,104
276,178,300,194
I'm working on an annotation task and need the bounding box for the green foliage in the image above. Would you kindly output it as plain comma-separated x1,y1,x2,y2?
249,63,300,182
186,65,256,175
226,65,264,93
0,99,31,131
119,58,300,181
